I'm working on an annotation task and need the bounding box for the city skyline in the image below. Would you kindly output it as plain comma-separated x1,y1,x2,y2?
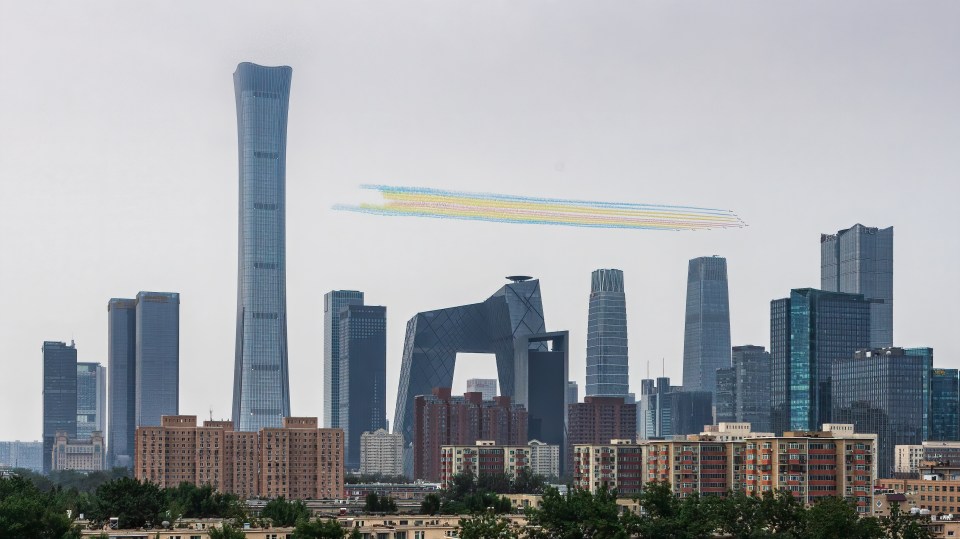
1,2,958,440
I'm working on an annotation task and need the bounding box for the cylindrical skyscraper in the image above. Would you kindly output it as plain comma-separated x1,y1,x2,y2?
585,268,629,398
232,62,292,431
681,256,731,396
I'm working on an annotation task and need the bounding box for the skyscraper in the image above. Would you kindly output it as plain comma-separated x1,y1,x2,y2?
714,367,736,423
107,298,137,468
566,381,579,406
232,62,293,432
831,347,931,476
76,362,106,439
731,345,771,432
821,224,894,348
585,269,629,398
930,368,960,442
770,289,871,433
135,291,179,427
43,341,77,473
681,257,731,396
323,290,364,428
339,304,387,472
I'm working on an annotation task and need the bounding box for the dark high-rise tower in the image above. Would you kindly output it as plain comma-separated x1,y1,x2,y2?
770,289,870,433
324,290,364,428
821,224,893,348
135,292,179,427
339,305,387,471
107,298,137,468
585,269,629,398
42,341,77,473
682,257,731,396
232,62,293,432
930,368,960,442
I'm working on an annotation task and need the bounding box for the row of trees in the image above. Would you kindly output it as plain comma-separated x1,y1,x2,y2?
457,484,934,539
418,470,549,516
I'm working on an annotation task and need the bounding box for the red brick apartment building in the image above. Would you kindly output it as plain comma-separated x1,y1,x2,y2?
135,416,343,500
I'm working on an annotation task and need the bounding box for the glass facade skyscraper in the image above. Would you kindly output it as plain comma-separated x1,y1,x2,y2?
821,224,893,348
770,289,871,433
930,368,960,442
731,345,771,433
232,62,293,432
394,277,548,444
339,305,387,471
831,347,931,477
42,341,77,473
107,298,137,468
324,290,364,428
77,362,106,439
682,257,731,396
585,269,629,397
135,291,179,427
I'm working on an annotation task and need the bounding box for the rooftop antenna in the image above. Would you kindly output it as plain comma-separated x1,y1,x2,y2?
209,407,213,422
662,357,665,378
646,360,650,380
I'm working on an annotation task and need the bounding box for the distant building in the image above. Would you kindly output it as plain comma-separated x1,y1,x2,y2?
894,444,923,475
572,439,646,496
135,416,343,500
821,224,893,348
107,297,137,468
637,377,712,439
567,396,636,472
413,389,528,482
0,441,43,473
232,62,293,433
51,431,104,472
323,290,365,428
135,291,180,427
360,429,404,477
527,440,560,478
682,257,731,397
466,379,498,401
566,381,578,406
585,269,629,398
831,347,932,477
930,368,960,442
770,289,871,433
716,346,771,431
440,441,537,488
43,341,77,473
76,362,106,439
339,305,387,472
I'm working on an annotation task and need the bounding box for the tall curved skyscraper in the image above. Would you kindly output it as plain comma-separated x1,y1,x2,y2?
681,256,731,396
585,269,629,398
232,62,292,431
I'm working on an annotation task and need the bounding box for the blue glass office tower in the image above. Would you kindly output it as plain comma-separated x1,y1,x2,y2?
585,269,629,397
232,62,293,432
42,341,77,473
821,224,893,348
136,292,179,427
682,257,731,397
770,289,871,433
107,298,137,468
324,290,365,428
339,305,387,471
930,368,960,441
77,362,106,439
832,347,931,477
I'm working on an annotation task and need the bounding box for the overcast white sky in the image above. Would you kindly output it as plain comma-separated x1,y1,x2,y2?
1,1,958,440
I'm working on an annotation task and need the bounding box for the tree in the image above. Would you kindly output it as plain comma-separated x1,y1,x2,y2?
262,496,311,527
421,493,441,515
802,497,883,539
881,502,934,539
457,511,520,539
510,469,547,495
90,477,166,529
0,476,82,539
363,492,398,513
525,486,628,539
293,517,347,538
209,525,247,539
166,482,245,520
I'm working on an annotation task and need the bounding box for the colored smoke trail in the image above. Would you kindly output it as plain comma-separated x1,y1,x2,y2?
333,185,747,231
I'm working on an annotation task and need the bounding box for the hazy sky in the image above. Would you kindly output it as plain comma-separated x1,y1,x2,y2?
1,1,958,440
